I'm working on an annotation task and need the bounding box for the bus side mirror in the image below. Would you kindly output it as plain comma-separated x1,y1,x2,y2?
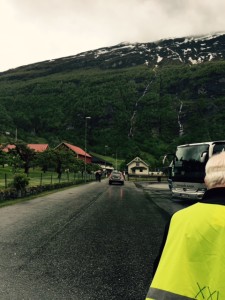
162,155,167,165
163,153,175,164
200,152,207,163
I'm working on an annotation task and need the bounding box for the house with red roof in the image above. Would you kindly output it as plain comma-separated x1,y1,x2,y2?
2,144,49,153
1,144,16,152
27,144,49,152
55,142,92,163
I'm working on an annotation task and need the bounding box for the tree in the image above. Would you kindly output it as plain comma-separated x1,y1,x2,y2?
9,143,36,174
0,150,8,167
36,149,80,179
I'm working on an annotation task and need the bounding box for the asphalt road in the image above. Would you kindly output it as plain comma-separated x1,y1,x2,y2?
0,179,184,300
139,181,192,216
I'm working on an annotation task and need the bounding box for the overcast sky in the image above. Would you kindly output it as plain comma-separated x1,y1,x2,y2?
1,0,225,72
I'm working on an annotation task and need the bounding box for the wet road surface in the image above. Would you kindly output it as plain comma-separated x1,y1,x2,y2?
0,180,178,299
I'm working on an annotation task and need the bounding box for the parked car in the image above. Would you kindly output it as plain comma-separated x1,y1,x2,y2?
109,170,124,185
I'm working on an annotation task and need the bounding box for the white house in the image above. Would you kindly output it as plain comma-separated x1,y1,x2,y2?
127,157,149,175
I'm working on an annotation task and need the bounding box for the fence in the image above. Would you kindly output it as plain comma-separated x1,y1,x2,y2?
0,171,95,189
0,171,96,201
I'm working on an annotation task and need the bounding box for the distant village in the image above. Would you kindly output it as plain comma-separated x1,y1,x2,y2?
1,142,164,177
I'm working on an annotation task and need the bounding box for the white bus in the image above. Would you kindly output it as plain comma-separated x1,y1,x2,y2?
165,141,225,200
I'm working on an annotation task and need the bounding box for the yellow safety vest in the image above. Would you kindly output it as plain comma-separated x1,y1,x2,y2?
146,202,225,300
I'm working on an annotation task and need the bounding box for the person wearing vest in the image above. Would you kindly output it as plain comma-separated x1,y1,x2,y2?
145,151,225,300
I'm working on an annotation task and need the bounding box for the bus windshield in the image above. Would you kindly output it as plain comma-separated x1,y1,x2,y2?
172,144,209,183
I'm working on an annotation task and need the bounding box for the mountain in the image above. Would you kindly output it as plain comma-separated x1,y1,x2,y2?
0,32,225,167
53,31,225,69
2,32,225,75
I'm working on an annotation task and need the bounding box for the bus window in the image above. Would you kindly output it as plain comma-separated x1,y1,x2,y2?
213,143,225,154
176,144,209,162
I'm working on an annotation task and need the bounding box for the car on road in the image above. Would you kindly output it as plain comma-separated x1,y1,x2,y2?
109,170,124,185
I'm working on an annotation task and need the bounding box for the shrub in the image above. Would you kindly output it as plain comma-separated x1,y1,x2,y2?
12,174,30,191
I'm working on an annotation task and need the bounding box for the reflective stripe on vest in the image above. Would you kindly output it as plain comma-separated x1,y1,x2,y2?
146,287,194,300
145,202,225,299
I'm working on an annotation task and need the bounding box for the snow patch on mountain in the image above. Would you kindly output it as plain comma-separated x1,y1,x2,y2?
3,32,225,73
77,32,225,68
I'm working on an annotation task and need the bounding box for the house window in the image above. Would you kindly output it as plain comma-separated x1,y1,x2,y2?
136,162,140,167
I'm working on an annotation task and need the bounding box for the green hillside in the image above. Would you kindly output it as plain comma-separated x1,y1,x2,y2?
0,60,225,168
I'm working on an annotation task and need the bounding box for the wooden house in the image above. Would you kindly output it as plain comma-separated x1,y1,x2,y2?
127,157,149,175
55,142,92,163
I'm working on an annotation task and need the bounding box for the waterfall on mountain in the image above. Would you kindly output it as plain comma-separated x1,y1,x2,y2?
128,82,151,138
178,100,184,136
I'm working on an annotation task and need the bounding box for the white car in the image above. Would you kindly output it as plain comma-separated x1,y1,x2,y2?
109,171,124,185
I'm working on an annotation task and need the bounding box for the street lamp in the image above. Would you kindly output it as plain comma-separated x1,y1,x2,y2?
115,150,118,170
104,145,108,174
84,116,91,183
112,151,118,170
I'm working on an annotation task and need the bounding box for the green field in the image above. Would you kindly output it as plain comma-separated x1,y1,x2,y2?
0,166,94,189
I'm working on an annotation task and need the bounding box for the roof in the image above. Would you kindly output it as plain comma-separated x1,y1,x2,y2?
127,156,149,167
28,144,49,152
2,144,49,153
2,144,16,152
58,142,92,158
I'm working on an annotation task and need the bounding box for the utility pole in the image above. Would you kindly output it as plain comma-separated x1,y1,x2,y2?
84,116,91,183
104,145,108,174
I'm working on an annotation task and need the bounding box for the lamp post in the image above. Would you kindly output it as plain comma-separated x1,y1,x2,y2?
104,145,108,175
115,150,118,170
84,116,91,183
